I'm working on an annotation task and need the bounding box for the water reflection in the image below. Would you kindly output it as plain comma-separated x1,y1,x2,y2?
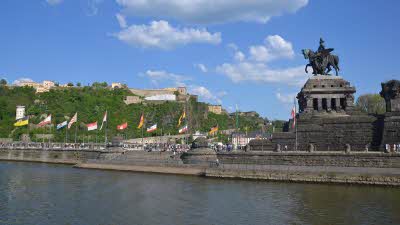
0,162,399,225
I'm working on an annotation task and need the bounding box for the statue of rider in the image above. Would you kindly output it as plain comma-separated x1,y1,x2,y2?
316,38,333,74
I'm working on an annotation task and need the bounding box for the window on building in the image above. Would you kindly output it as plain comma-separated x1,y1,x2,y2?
322,98,327,110
313,98,318,110
331,98,336,110
340,98,346,110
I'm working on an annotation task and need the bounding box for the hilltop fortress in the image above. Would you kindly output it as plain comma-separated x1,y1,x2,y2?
11,80,228,115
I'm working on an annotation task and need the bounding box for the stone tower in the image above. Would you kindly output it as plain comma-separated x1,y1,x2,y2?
380,80,400,148
291,75,379,151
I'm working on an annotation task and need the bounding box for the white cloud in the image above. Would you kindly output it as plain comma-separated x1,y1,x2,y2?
13,78,34,86
276,92,297,104
194,63,208,73
115,0,308,24
116,13,127,28
189,85,223,104
46,0,63,5
113,20,221,50
216,35,309,86
87,0,103,16
144,70,191,87
234,51,245,62
217,91,228,97
249,35,294,62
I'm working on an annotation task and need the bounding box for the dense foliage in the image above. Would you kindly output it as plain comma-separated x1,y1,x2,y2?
0,86,267,142
356,94,385,115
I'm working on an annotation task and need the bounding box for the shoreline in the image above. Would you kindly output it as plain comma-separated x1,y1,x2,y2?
1,148,400,187
74,161,400,187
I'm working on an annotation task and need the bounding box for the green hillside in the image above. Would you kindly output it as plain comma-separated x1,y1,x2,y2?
0,85,268,142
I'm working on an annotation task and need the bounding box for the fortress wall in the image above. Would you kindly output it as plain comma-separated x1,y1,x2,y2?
129,89,175,97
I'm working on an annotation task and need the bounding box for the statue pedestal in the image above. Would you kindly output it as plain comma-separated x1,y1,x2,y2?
297,75,356,116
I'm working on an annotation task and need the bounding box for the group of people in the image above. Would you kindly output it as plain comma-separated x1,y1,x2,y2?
123,143,191,153
385,144,400,153
211,143,234,152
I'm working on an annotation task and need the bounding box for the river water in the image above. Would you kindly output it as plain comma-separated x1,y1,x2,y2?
0,162,399,225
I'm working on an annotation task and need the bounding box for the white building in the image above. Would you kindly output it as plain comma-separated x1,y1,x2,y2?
16,105,25,120
42,80,55,89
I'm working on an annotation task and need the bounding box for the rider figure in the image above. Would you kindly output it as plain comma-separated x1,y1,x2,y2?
318,38,326,53
316,38,332,74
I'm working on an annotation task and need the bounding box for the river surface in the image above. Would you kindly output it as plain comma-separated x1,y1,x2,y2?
0,162,399,225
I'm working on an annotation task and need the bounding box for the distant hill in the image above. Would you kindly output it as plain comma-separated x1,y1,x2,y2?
0,85,269,142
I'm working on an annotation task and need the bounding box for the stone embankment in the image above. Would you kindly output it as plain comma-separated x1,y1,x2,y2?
2,148,400,186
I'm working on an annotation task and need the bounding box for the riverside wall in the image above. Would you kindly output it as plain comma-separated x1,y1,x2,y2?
0,148,122,164
2,148,400,186
215,151,400,168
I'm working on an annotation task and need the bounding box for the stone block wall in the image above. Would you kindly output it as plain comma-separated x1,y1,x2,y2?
216,152,400,168
295,115,381,151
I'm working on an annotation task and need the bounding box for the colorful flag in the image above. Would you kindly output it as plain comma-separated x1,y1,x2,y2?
146,124,157,133
117,122,128,130
87,121,98,131
68,112,77,129
291,106,296,128
38,114,51,127
209,125,218,135
137,113,144,129
100,111,107,130
178,124,188,134
14,117,29,127
177,111,186,127
56,121,68,130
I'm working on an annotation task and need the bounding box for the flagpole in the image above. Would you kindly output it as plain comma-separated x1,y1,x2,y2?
74,123,78,144
294,97,298,151
141,111,144,151
96,125,98,144
65,125,67,144
105,111,108,147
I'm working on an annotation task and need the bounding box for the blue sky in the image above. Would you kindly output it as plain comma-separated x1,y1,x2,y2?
1,0,399,120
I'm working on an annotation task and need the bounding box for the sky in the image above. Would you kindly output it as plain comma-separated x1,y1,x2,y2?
1,0,399,120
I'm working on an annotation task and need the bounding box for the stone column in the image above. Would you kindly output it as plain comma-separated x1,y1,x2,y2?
306,98,313,112
336,98,341,111
326,98,332,111
318,98,322,111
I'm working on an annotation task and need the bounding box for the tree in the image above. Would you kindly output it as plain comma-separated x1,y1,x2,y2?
67,82,74,87
0,79,7,86
356,94,385,114
76,82,81,87
92,82,108,88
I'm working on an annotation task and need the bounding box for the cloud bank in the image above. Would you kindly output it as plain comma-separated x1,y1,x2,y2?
216,35,308,86
115,0,308,24
114,20,221,49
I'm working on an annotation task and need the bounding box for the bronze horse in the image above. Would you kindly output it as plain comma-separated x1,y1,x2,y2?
302,49,340,76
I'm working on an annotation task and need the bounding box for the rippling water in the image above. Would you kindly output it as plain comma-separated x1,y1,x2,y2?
0,161,399,225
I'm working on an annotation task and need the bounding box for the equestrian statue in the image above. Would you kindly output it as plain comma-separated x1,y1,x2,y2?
302,38,340,76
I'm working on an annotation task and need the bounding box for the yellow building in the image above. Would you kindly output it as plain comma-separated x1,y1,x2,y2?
208,105,223,114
